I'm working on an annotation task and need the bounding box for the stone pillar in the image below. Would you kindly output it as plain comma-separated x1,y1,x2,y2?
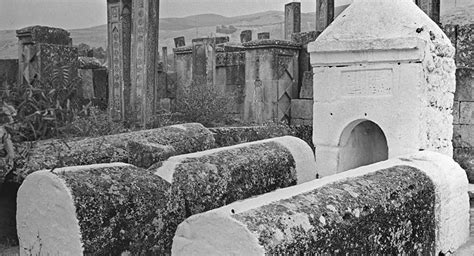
174,36,186,48
240,30,252,43
258,32,270,40
16,26,74,85
130,0,160,126
415,0,440,24
192,38,215,87
106,0,132,120
284,2,301,40
162,47,168,72
315,0,334,33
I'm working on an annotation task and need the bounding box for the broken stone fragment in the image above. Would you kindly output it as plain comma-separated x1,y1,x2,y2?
17,163,171,255
151,136,317,252
172,152,468,255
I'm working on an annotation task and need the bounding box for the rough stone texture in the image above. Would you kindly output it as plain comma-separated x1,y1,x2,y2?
284,2,301,40
14,123,215,181
16,26,71,46
127,124,216,168
17,164,171,255
454,125,474,147
173,152,469,255
0,60,18,89
152,136,317,253
291,31,320,46
243,42,300,124
130,0,160,126
92,68,108,110
460,102,474,124
456,24,474,68
455,68,474,101
209,125,292,148
299,71,313,99
78,69,94,99
78,57,103,69
291,99,313,120
309,0,455,176
315,0,335,33
174,48,193,99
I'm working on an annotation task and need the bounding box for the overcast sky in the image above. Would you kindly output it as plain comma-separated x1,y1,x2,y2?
0,0,352,31
0,0,469,31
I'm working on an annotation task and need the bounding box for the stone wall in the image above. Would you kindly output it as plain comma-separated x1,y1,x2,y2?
444,24,474,180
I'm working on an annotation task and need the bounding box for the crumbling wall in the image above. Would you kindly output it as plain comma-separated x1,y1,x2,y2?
0,59,18,91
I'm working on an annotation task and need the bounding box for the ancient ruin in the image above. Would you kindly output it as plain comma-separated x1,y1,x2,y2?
0,0,473,254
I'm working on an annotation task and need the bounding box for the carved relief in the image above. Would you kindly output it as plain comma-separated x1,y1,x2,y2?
109,2,123,119
342,69,393,97
133,0,147,121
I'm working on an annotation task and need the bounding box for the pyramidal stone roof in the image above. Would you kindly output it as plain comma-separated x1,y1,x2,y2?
309,0,451,52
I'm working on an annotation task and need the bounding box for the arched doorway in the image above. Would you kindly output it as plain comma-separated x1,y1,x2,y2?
337,120,388,173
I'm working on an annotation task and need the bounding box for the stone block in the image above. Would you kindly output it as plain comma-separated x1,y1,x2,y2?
454,124,474,148
15,123,215,180
460,102,474,124
453,101,460,124
291,31,320,45
17,163,171,255
300,71,313,99
152,136,317,253
209,125,292,147
291,99,313,120
92,68,108,109
0,59,18,89
455,68,474,101
78,69,94,99
173,152,469,255
16,25,71,46
457,24,474,68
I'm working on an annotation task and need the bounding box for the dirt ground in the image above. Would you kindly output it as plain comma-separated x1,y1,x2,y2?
0,181,19,255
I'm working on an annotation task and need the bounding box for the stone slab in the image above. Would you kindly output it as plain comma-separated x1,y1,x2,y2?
455,68,474,101
454,124,474,148
457,24,474,68
460,102,474,125
291,99,313,120
299,71,313,99
172,152,469,255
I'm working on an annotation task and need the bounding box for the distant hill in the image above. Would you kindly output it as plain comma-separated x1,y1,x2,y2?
0,6,472,60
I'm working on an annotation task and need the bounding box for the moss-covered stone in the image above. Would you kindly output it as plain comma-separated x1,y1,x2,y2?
58,166,170,255
209,125,292,147
14,123,215,181
17,164,171,255
233,166,435,254
128,123,215,168
174,164,440,255
152,136,317,253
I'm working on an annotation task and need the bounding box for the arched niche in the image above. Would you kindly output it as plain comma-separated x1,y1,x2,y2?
337,119,388,173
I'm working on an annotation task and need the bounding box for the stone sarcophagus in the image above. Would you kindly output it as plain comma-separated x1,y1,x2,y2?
309,0,456,177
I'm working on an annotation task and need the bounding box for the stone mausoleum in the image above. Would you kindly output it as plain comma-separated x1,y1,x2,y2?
309,0,456,176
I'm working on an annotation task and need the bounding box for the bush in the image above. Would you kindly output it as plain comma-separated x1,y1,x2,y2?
175,84,233,127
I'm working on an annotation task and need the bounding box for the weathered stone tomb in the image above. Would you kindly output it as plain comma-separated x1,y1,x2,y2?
309,0,456,176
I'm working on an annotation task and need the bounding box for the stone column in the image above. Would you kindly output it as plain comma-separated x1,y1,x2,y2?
106,0,132,120
240,30,252,43
162,47,168,72
415,0,440,24
284,2,301,40
315,0,334,33
130,0,160,126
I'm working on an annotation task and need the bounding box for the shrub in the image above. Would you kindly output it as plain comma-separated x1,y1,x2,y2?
175,84,233,127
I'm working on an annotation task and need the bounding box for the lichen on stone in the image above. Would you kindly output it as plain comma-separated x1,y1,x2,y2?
232,165,436,254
